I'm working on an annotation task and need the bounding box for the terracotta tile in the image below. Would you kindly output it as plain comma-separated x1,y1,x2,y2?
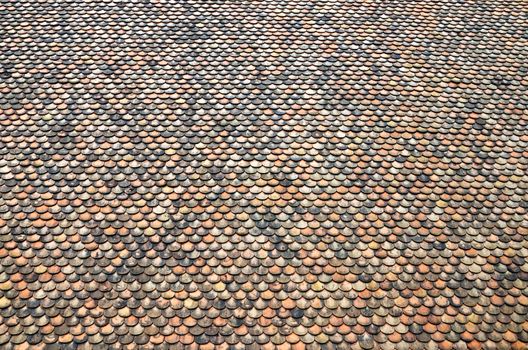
0,0,527,349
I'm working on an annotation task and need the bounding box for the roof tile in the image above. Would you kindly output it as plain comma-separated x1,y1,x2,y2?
1,0,528,348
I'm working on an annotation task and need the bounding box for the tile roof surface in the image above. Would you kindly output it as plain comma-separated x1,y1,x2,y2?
1,0,528,349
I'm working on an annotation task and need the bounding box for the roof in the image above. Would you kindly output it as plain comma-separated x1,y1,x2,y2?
1,0,528,349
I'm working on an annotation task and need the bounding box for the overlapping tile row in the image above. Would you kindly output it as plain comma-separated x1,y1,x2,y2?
1,0,528,349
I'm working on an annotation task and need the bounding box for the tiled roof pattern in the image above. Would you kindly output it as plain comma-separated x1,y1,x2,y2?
1,0,528,349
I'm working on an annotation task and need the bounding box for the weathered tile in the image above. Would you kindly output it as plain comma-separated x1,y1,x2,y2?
0,0,527,349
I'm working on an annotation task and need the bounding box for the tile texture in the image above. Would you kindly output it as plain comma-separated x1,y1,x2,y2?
1,0,528,349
